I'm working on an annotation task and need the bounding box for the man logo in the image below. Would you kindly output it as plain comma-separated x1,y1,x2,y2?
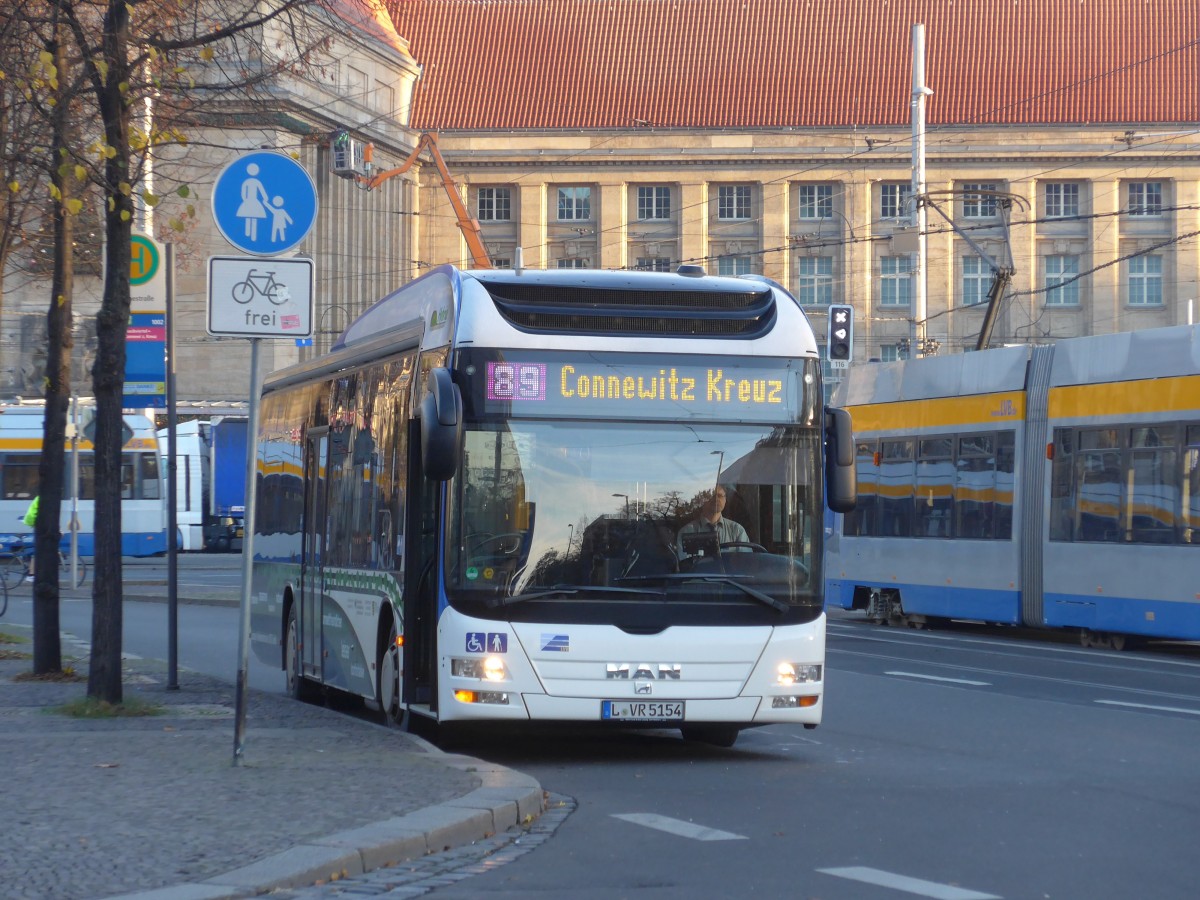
606,663,681,680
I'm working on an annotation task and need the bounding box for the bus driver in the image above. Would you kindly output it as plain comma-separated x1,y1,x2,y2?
676,485,750,556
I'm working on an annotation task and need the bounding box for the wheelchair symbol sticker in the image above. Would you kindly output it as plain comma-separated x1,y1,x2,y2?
466,633,485,653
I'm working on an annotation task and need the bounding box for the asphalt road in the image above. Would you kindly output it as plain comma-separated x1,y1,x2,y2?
7,561,1200,899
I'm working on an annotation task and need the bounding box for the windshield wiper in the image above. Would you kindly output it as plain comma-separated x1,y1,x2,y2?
618,574,789,613
487,584,664,609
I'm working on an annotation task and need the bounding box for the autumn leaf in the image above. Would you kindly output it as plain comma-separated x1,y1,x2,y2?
120,210,131,222
7,181,18,193
177,185,190,198
66,198,83,215
200,47,214,62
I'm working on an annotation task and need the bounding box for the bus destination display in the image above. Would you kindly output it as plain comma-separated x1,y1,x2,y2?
473,353,814,423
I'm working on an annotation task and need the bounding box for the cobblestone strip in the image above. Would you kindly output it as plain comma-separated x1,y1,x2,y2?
273,794,577,898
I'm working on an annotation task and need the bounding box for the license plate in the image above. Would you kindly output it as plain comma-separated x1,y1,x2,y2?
601,700,684,722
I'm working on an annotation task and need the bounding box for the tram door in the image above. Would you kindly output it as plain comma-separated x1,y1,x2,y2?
300,428,330,680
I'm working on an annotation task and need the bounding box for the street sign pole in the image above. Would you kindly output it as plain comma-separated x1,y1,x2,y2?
165,243,179,690
233,337,263,766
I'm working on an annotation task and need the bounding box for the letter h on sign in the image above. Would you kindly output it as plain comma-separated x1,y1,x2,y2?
826,304,854,362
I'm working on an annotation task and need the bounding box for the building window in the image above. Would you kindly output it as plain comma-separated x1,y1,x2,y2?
961,256,991,307
490,257,512,269
477,188,512,222
962,183,999,218
557,187,591,221
1045,183,1080,218
556,257,590,269
796,256,834,305
635,257,672,272
798,184,834,220
1128,181,1163,216
717,185,752,220
880,343,905,363
879,256,913,307
881,183,913,219
717,255,754,276
1127,254,1163,305
346,65,368,101
1045,255,1080,305
637,186,671,221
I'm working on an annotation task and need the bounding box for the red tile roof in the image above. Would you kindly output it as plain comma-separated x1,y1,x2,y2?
384,0,1200,129
334,0,412,57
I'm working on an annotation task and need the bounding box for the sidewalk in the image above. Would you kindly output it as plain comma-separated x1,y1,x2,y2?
0,621,544,900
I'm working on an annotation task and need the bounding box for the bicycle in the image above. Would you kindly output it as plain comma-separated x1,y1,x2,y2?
0,537,88,590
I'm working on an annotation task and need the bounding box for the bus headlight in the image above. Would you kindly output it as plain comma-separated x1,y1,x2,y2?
451,656,510,681
776,662,822,686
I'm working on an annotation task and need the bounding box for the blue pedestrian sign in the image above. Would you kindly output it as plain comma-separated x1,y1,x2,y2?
212,151,318,256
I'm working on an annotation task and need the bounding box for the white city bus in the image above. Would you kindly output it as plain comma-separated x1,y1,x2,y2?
250,265,855,746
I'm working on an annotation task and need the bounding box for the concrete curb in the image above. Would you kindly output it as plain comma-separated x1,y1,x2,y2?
101,760,544,900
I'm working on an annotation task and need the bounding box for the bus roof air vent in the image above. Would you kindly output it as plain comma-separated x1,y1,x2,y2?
481,280,776,339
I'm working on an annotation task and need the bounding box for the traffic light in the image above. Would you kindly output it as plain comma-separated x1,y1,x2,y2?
827,304,854,362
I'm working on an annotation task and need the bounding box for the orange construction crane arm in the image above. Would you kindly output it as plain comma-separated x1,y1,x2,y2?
358,133,492,269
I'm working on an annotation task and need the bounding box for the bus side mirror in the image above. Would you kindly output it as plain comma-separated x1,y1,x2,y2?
825,406,857,513
420,368,463,482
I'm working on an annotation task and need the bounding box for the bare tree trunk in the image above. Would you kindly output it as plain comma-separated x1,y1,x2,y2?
34,17,72,675
87,0,133,705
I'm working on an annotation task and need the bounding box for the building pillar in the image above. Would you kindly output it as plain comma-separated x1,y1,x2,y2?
761,180,789,285
679,182,709,270
519,184,548,269
1090,177,1121,336
599,182,627,270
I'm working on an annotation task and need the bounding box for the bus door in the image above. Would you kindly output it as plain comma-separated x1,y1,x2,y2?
300,427,330,681
403,418,440,710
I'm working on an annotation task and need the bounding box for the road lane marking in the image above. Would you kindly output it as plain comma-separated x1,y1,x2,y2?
818,866,1001,899
885,671,991,686
1095,699,1200,716
611,813,747,841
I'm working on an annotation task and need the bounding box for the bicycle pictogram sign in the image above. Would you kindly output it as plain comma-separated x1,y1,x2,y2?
232,269,290,306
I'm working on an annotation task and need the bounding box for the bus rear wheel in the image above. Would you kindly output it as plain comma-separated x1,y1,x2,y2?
285,606,319,702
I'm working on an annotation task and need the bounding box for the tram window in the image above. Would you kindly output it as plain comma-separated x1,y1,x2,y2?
1129,426,1177,544
139,453,161,500
878,440,914,537
1078,427,1123,542
1,456,39,500
1050,428,1075,541
121,456,135,499
845,440,877,536
1185,425,1200,544
916,438,953,537
993,432,1015,539
956,433,996,539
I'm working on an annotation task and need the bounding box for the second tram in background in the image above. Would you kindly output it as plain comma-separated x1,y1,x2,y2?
826,323,1199,650
0,407,168,556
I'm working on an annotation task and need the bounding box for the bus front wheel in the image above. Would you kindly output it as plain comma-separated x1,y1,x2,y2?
377,620,403,728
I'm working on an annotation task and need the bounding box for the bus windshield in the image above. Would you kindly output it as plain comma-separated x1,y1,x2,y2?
446,419,823,622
